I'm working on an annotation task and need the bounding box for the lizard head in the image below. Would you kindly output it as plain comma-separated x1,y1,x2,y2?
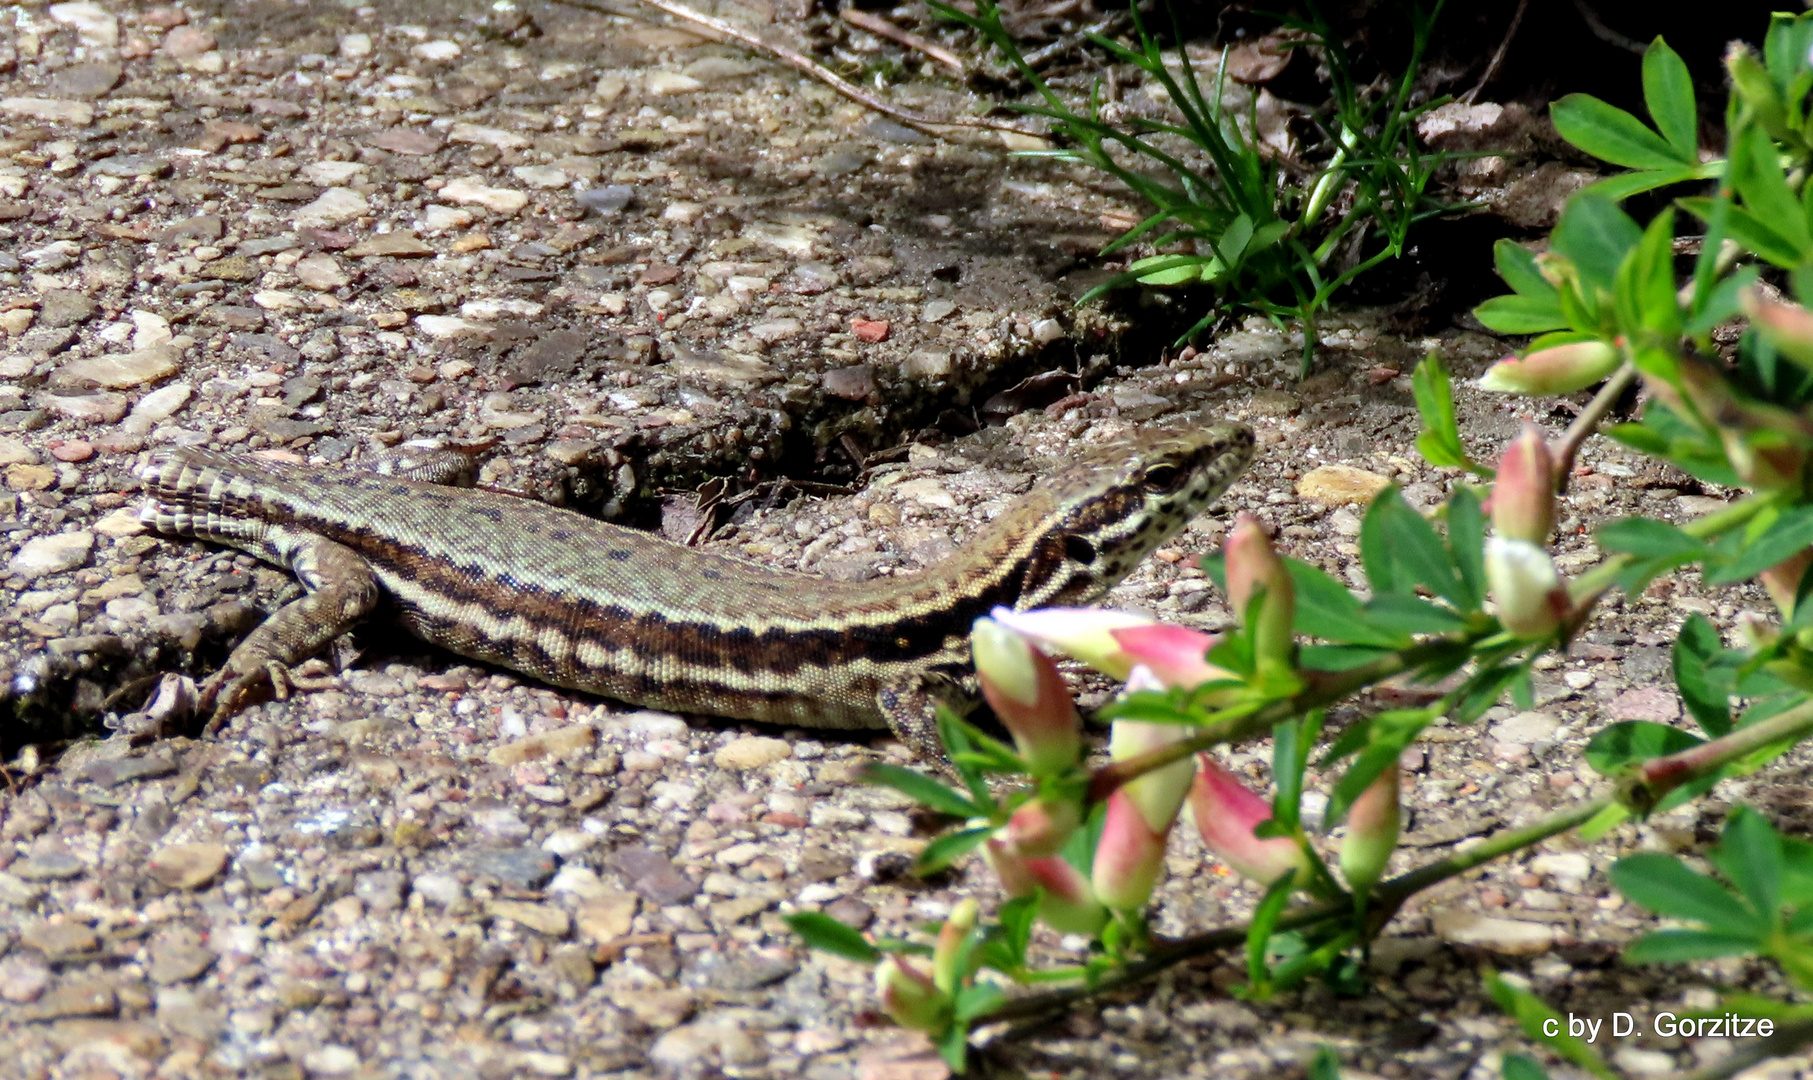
1017,422,1256,608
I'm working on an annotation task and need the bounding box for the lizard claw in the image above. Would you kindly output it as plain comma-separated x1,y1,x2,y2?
197,659,292,735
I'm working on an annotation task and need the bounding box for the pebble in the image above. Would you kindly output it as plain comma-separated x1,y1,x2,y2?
42,389,129,423
14,849,84,881
576,892,639,944
38,290,98,328
613,844,698,905
922,299,956,323
650,1016,767,1070
147,932,217,985
1489,710,1559,746
55,343,182,389
488,724,596,766
0,98,95,126
1031,317,1064,344
1529,852,1592,885
465,846,558,889
302,1045,360,1077
578,185,635,214
293,187,370,228
448,124,529,150
1432,911,1554,955
714,736,792,770
146,842,230,890
512,165,570,189
9,530,95,580
294,253,350,291
1609,687,1682,722
647,71,704,95
48,2,118,47
852,318,889,342
346,231,434,258
412,871,466,907
1295,465,1392,505
414,315,486,340
22,920,100,962
439,177,529,215
0,957,50,1004
486,899,571,936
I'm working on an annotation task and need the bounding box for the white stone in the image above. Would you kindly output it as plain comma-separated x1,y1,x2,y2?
1529,852,1592,884
130,310,172,350
1490,710,1560,746
411,40,461,61
748,319,802,344
293,254,349,291
0,98,94,127
447,124,529,151
646,71,703,95
9,531,95,580
460,298,545,321
302,1044,360,1076
121,382,192,435
301,160,366,186
292,187,369,228
420,205,474,234
252,290,304,312
511,165,569,189
414,315,486,340
338,33,373,58
48,3,118,47
1030,318,1063,344
1432,911,1554,956
438,177,528,215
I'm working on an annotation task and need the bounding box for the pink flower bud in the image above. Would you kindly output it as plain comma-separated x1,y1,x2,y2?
933,898,978,993
1490,425,1556,544
1090,789,1171,911
1478,340,1621,395
1484,537,1568,639
1188,756,1311,887
986,606,1161,680
1224,514,1295,671
984,838,1108,935
1107,623,1231,690
1743,288,1813,371
1005,795,1082,859
1108,686,1197,835
1338,765,1402,895
1763,548,1813,620
875,956,948,1032
971,617,1081,775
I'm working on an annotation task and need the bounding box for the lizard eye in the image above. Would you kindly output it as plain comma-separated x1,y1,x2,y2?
1064,535,1097,564
1141,463,1186,494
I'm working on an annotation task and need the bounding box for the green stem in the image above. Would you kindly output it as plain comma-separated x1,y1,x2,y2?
1087,633,1486,804
1567,490,1777,604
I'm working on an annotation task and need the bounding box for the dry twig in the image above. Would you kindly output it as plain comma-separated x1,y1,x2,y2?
840,8,966,76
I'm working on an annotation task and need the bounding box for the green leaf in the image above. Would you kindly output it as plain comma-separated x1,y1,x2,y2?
1708,506,1813,584
1299,644,1397,672
1359,487,1466,606
1246,870,1297,992
1616,208,1682,339
1309,1046,1345,1080
952,982,1007,1023
1612,853,1766,934
1551,93,1690,170
1624,929,1763,963
1641,37,1698,158
1731,125,1813,256
1361,594,1468,635
785,912,880,963
1486,972,1617,1080
937,1022,968,1072
1580,165,1711,202
1493,238,1556,299
1583,721,1703,776
915,826,995,875
1713,807,1784,923
1216,212,1255,266
1447,486,1487,611
1782,836,1813,908
1501,1053,1551,1080
1722,204,1808,270
1284,557,1410,648
1473,294,1570,335
1453,663,1529,724
1675,614,1735,737
1412,355,1481,473
1551,194,1643,293
1597,517,1708,561
1324,709,1432,826
862,763,985,818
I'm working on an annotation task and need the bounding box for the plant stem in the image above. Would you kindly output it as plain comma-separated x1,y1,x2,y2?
1552,362,1638,492
1087,634,1484,804
1630,695,1813,811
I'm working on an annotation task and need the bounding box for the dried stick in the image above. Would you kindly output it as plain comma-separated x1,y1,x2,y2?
554,0,1038,138
840,8,966,76
1461,0,1528,104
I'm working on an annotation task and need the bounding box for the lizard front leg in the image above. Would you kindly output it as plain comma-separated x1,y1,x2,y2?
198,527,379,732
876,667,981,764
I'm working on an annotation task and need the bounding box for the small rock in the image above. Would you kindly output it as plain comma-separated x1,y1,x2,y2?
650,1016,767,1071
577,185,635,214
293,253,349,291
1609,687,1681,723
49,2,119,47
488,724,596,766
448,123,529,150
14,849,84,881
852,318,889,343
86,152,167,177
413,871,465,907
823,364,877,401
55,343,182,390
0,97,94,126
1030,318,1064,344
575,892,639,944
41,389,128,423
646,71,704,95
302,1045,360,1077
346,231,434,258
38,291,97,329
439,177,528,215
1432,910,1554,956
486,899,571,936
147,931,216,985
613,844,698,905
1490,710,1559,746
512,165,569,189
464,847,558,890
1529,852,1593,885
714,736,792,771
414,315,485,340
22,920,100,962
146,842,230,890
160,25,215,60
0,957,50,1003
293,187,369,229
1296,465,1392,505
300,160,365,186
370,129,442,155
9,530,95,580
749,318,802,343
922,299,956,323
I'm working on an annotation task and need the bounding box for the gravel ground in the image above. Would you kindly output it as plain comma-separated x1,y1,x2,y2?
3,2,1810,1079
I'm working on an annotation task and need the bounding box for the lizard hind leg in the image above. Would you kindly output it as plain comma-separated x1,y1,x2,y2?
195,527,380,732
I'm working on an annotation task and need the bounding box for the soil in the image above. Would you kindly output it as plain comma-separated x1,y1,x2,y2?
0,2,1801,1078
